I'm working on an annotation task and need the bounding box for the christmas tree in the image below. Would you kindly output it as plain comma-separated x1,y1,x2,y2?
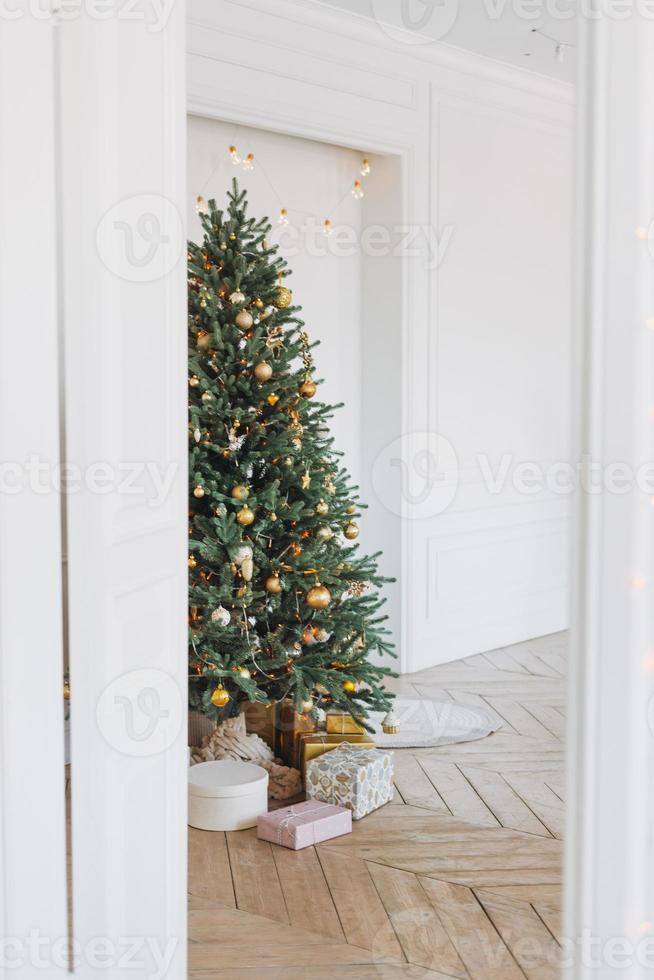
188,180,396,728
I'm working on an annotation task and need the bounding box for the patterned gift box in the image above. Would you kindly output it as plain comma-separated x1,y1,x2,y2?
305,742,394,819
297,731,375,774
325,711,365,736
257,799,351,850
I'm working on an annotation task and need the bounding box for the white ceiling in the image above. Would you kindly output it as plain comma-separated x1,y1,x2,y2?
311,0,576,83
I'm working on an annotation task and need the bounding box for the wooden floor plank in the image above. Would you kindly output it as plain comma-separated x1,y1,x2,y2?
484,698,556,741
188,829,235,910
420,877,524,980
416,759,501,828
225,829,288,923
460,766,552,837
502,774,565,839
271,844,345,940
476,889,561,979
191,966,462,979
366,863,467,977
316,848,404,962
393,753,451,813
521,703,566,740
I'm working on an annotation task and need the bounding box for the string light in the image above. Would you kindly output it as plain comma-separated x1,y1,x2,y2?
360,158,371,176
195,195,206,214
278,208,289,226
323,218,333,235
243,152,255,172
229,144,241,165
351,179,364,200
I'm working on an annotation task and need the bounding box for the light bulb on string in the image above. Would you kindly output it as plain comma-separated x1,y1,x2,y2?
243,152,255,172
351,179,364,200
323,218,333,235
278,208,289,226
195,195,206,214
360,158,371,177
229,144,241,165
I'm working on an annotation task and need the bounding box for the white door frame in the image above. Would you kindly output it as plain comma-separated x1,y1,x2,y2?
564,10,654,977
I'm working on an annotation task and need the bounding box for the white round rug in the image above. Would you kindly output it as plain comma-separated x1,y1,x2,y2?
367,697,502,748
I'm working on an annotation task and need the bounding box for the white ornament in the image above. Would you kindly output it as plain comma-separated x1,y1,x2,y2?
229,290,245,305
233,544,253,565
211,606,231,627
381,710,400,735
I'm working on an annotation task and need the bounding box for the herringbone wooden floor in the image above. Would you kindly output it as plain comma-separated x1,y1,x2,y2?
188,632,567,979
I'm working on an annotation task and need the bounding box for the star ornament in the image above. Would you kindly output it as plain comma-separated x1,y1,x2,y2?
301,471,311,489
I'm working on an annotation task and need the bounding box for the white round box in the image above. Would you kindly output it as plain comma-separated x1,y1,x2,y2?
188,760,269,831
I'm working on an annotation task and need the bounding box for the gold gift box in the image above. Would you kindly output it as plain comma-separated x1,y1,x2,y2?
325,712,365,736
297,732,376,774
275,700,317,764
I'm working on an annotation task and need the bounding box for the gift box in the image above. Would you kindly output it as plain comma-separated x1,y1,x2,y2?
257,799,352,850
275,700,317,764
242,701,276,751
297,731,375,774
325,711,365,736
306,742,394,819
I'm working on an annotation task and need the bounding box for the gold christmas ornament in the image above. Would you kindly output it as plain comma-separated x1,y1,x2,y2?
229,290,245,304
193,486,205,499
196,329,211,348
301,700,314,714
201,392,213,402
306,583,332,609
316,525,334,542
315,500,329,516
273,286,293,308
236,506,255,526
210,605,231,626
265,574,282,594
229,232,236,241
343,521,359,540
210,684,230,708
241,557,254,582
270,511,277,521
63,682,71,701
299,379,317,398
342,680,357,693
235,310,254,330
266,393,280,406
254,298,264,309
345,503,357,515
382,710,401,735
254,362,273,382
237,666,251,679
188,555,197,569
231,485,249,501
189,375,200,387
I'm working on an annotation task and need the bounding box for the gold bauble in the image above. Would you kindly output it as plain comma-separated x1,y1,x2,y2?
189,375,200,387
254,298,264,309
63,682,71,701
301,699,314,714
316,525,333,542
237,666,251,680
299,379,317,398
343,521,359,540
266,393,280,406
270,511,277,521
211,684,230,708
193,486,205,499
315,500,329,516
345,503,357,515
196,330,210,348
265,574,282,594
201,392,213,402
236,506,255,526
273,286,293,308
306,583,331,609
240,557,254,582
229,232,236,241
231,485,249,501
188,555,197,569
342,680,357,693
229,290,245,304
235,310,254,330
254,362,273,382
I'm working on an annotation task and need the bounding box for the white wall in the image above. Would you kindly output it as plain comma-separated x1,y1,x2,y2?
187,0,574,671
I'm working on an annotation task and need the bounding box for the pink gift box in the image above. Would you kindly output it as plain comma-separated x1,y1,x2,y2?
257,800,352,850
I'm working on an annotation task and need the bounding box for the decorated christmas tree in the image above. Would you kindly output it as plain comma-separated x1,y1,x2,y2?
188,180,396,728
